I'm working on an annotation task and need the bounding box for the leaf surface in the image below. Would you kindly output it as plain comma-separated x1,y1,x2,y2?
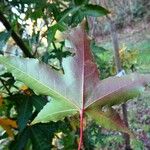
32,99,77,124
85,73,150,109
30,123,59,150
30,126,51,150
0,56,79,122
31,95,48,112
86,107,133,136
83,4,110,17
9,128,30,150
0,23,150,135
17,96,33,131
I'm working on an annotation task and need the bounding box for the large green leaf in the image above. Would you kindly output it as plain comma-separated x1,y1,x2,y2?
0,56,78,122
16,96,33,131
9,128,30,150
30,125,52,150
31,95,48,112
30,122,67,150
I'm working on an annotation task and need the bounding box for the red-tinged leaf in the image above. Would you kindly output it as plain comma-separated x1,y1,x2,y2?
64,21,100,109
85,73,150,109
65,23,150,110
86,107,134,137
0,21,150,137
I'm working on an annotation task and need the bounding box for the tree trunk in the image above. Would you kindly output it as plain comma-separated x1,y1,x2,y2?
107,16,132,150
89,0,132,148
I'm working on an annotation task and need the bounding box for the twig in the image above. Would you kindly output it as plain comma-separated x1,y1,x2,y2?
0,11,33,58
0,78,12,95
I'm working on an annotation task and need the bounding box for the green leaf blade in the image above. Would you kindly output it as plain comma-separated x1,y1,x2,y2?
83,4,110,17
32,99,78,124
0,56,79,123
30,125,52,150
16,96,33,131
0,56,79,108
31,96,48,112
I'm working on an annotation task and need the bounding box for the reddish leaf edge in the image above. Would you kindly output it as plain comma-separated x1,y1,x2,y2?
86,107,135,138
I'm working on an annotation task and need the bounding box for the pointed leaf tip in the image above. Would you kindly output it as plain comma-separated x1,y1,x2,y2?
86,107,134,137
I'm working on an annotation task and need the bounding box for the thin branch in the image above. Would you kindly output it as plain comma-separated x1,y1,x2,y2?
0,78,12,95
106,14,131,150
0,11,33,58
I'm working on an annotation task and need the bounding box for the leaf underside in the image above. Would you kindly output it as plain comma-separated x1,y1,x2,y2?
86,108,134,136
0,23,150,135
32,99,77,124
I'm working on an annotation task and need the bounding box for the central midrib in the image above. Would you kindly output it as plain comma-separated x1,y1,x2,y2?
81,31,86,110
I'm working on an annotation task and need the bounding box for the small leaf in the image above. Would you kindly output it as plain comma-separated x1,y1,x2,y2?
47,24,58,43
1,125,14,138
55,30,64,42
83,4,110,17
59,7,81,23
20,85,29,91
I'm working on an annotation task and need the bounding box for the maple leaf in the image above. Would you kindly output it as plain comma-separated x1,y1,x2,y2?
0,22,149,136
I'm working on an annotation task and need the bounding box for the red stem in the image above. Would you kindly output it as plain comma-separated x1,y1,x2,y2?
78,109,84,150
